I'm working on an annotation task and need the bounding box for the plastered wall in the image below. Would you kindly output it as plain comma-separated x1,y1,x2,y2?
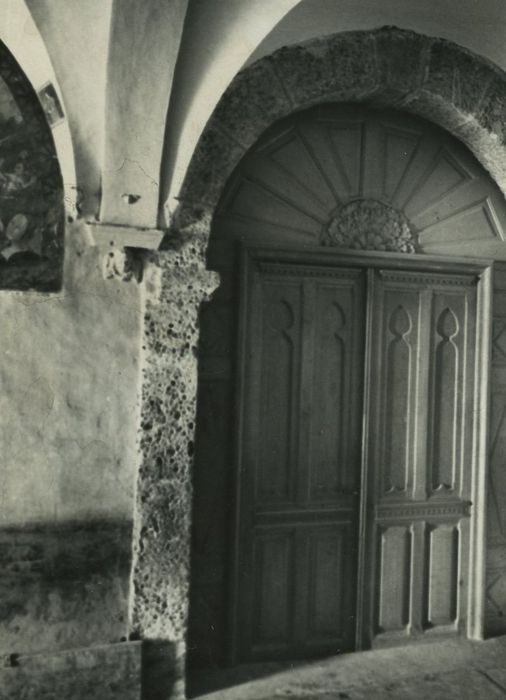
0,220,143,655
0,222,141,526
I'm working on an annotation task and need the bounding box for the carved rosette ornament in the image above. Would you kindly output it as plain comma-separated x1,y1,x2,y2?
322,199,418,253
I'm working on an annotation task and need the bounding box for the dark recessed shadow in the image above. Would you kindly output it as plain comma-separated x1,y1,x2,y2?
186,655,339,698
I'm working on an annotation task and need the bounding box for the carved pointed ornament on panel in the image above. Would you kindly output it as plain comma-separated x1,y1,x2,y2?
384,305,413,494
431,307,459,492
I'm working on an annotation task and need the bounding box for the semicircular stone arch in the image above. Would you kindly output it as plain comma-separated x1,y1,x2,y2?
173,26,506,244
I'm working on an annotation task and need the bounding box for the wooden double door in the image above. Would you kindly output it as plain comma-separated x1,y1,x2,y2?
231,247,490,662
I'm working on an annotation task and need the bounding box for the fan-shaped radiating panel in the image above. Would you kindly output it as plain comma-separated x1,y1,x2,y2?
211,104,506,269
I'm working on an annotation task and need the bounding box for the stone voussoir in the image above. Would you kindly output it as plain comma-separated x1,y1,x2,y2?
212,58,293,150
373,26,431,99
176,27,506,246
421,38,496,116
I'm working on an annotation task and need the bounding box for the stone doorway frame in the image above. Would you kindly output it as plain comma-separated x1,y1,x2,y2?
130,26,506,694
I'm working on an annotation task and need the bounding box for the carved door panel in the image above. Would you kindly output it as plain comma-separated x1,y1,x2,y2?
363,268,479,647
232,249,488,663
235,258,366,660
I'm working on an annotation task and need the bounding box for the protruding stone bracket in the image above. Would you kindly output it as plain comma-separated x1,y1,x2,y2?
89,222,165,251
88,222,165,283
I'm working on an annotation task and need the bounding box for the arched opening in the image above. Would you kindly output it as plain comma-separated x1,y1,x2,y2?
0,39,64,290
188,103,506,675
173,27,506,242
127,24,506,700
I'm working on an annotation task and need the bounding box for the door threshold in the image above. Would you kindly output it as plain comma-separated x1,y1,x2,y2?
188,635,506,699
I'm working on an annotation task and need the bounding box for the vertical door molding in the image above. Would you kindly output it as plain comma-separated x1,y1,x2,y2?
467,263,493,640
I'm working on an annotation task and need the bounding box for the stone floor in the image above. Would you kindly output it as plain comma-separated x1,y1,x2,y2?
188,635,506,699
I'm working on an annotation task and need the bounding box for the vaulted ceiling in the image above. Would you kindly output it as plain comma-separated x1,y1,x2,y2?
2,0,506,231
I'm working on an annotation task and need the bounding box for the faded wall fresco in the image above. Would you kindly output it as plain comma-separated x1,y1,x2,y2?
0,43,63,291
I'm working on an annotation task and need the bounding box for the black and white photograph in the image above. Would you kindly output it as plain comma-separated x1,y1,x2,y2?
0,1,505,699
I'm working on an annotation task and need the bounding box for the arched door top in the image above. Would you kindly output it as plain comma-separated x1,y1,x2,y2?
209,105,506,268
171,27,506,249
